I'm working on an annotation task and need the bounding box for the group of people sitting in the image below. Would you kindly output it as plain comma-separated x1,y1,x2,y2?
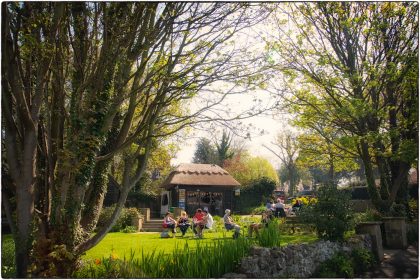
162,208,214,238
266,197,303,218
162,208,241,239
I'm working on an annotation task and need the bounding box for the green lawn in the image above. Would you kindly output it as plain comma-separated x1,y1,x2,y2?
83,230,318,262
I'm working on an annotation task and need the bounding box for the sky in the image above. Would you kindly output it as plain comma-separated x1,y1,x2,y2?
170,114,287,169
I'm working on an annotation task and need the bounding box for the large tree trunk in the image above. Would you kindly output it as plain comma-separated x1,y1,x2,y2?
15,135,37,277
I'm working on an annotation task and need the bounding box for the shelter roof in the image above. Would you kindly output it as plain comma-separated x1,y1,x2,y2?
161,163,240,189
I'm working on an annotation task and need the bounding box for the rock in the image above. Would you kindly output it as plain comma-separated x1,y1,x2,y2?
236,234,371,279
223,273,247,278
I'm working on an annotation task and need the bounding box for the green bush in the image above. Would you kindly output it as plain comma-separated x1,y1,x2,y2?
97,207,142,232
315,252,354,278
1,236,16,278
121,226,138,233
75,255,143,278
351,248,376,273
298,184,354,241
250,205,268,215
353,208,382,224
237,177,276,213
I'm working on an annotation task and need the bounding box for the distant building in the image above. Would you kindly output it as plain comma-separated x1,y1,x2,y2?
160,163,241,216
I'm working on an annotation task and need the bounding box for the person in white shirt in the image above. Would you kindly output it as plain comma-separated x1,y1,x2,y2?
274,198,286,218
223,209,241,238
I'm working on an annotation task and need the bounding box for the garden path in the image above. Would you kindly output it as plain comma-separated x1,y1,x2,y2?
363,245,418,278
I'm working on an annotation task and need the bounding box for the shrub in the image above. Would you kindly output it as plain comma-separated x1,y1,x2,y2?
74,254,143,278
315,252,354,278
408,198,418,220
250,205,268,215
298,184,354,241
351,248,376,273
237,177,276,213
97,207,142,232
1,236,16,278
353,208,382,224
121,226,138,233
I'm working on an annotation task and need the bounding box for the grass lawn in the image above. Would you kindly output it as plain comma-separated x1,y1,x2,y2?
83,230,318,262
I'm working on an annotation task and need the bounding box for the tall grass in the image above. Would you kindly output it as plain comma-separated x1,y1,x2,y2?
75,235,253,278
256,219,282,247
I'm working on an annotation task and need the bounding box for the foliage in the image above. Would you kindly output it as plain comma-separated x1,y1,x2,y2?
76,237,252,278
192,131,235,167
269,2,418,214
237,177,277,213
298,184,354,241
97,207,142,232
215,130,235,166
353,208,383,224
291,196,317,206
256,219,282,247
193,138,218,165
408,199,418,221
1,236,16,278
314,252,354,278
121,226,138,234
74,252,143,278
225,155,279,186
2,2,270,276
249,205,268,215
296,132,360,182
351,248,376,273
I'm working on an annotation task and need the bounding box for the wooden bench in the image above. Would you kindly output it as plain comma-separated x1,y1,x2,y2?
284,216,313,234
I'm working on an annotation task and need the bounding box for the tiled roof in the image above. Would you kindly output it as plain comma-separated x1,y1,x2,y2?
161,163,240,188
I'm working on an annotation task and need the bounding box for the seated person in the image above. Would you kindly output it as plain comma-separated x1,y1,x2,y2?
192,208,204,237
163,212,177,237
195,208,213,238
204,208,214,229
275,198,286,218
177,211,191,237
223,209,241,239
292,199,302,212
248,210,274,237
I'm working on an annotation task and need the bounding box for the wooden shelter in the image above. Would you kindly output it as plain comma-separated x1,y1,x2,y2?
161,163,241,216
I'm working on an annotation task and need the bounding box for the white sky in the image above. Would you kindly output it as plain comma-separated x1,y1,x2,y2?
170,114,288,169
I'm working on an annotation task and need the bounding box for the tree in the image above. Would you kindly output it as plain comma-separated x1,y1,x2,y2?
267,2,418,213
264,131,299,196
192,130,235,166
296,131,360,184
215,130,234,166
193,138,217,164
224,152,279,186
2,3,270,276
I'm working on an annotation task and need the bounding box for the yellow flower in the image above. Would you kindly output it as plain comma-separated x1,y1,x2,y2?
111,253,118,260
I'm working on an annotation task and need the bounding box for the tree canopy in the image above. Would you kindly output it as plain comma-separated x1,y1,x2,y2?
2,2,269,277
267,2,418,212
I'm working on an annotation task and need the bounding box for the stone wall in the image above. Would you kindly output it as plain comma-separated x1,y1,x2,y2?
223,234,372,278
